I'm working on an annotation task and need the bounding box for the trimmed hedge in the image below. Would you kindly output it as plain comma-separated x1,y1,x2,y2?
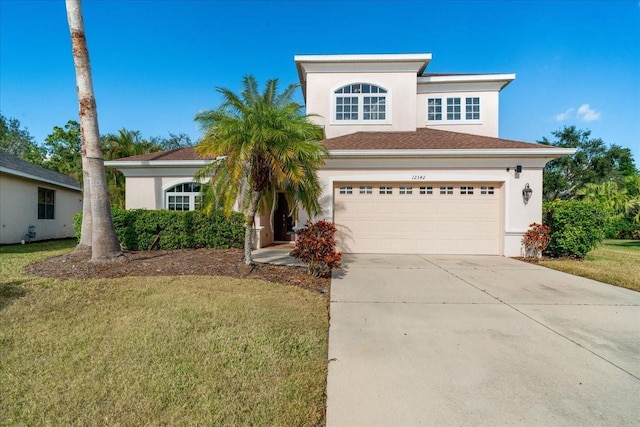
74,208,244,250
543,200,607,258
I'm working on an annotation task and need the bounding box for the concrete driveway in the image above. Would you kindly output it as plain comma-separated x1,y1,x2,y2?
327,254,640,426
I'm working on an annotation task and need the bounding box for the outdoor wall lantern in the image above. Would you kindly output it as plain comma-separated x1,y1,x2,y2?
522,183,533,205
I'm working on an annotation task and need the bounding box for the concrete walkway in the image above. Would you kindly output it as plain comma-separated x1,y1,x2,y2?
252,244,304,267
327,254,640,426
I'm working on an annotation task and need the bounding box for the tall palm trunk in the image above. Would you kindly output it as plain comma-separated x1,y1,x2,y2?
66,0,121,260
244,190,261,265
74,154,92,253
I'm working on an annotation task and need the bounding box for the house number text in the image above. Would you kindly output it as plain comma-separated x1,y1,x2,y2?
411,175,426,180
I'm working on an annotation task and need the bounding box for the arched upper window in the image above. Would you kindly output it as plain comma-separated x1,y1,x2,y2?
165,182,203,211
334,83,388,123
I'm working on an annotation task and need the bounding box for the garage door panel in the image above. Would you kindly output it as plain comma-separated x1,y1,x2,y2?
334,182,502,255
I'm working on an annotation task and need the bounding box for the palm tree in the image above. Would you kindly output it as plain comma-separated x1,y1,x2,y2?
195,76,326,265
65,0,121,260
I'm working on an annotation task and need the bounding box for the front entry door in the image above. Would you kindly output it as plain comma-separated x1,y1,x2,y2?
274,193,295,241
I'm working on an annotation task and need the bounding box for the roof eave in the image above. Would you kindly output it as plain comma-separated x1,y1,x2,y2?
104,160,214,168
0,166,81,191
327,148,576,158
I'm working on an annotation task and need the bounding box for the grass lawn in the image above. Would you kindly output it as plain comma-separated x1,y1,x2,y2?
0,240,328,426
539,239,640,292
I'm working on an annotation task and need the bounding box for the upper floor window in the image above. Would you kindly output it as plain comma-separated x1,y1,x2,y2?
335,83,388,123
427,97,480,122
166,182,203,211
38,187,55,219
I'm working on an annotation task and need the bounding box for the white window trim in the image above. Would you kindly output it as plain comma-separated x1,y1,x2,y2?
164,181,203,211
426,96,483,125
331,82,392,125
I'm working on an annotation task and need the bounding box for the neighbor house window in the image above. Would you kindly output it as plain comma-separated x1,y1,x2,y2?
166,182,203,211
38,188,55,219
335,83,388,122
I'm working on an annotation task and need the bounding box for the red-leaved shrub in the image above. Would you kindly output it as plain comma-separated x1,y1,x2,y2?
290,220,342,277
522,222,551,259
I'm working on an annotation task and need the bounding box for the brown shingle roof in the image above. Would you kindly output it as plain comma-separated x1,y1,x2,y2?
110,128,553,162
322,128,548,151
111,147,214,162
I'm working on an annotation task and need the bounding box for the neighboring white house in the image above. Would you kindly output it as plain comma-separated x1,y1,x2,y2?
0,151,82,244
105,53,574,256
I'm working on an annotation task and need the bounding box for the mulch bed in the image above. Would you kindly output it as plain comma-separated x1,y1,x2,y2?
25,248,330,295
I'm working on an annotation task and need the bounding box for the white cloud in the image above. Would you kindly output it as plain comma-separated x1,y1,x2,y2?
576,104,601,122
554,108,574,122
554,104,601,122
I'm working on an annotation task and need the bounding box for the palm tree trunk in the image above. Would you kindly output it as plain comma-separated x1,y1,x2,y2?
244,190,261,265
66,0,121,261
74,153,92,254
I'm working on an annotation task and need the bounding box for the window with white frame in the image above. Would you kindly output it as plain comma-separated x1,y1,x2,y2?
379,186,393,195
399,186,413,195
447,98,461,120
466,97,480,120
427,98,442,121
427,97,480,122
166,182,203,211
335,83,388,122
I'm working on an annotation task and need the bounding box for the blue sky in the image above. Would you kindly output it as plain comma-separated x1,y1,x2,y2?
1,0,639,162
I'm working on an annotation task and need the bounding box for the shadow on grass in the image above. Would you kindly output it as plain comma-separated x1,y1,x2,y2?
606,240,640,248
0,238,76,254
0,281,28,311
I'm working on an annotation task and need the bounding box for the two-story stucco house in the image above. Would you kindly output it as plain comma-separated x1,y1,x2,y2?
105,53,573,257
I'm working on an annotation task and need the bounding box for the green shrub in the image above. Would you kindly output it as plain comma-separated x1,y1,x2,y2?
543,200,607,258
73,209,244,250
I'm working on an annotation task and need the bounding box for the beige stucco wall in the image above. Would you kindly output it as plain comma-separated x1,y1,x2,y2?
305,72,418,138
0,173,82,244
416,90,500,137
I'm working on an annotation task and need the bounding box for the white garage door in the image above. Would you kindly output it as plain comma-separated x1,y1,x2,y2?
333,182,502,254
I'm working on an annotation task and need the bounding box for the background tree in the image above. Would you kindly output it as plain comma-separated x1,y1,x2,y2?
0,113,45,164
195,76,326,265
540,126,637,201
43,120,83,182
150,132,194,150
66,0,121,260
102,128,164,208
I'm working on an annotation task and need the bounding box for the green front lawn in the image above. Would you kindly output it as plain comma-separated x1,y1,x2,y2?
539,239,640,292
0,241,328,426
